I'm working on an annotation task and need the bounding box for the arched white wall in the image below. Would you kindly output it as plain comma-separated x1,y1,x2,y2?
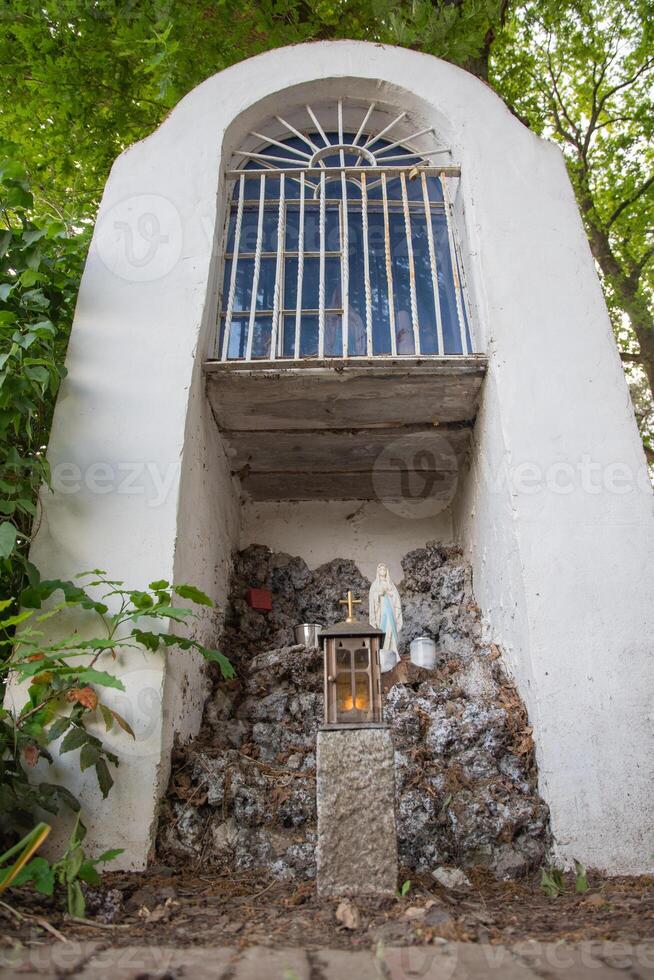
18,41,653,871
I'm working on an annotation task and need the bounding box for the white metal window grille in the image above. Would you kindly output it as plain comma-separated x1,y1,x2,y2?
216,101,473,361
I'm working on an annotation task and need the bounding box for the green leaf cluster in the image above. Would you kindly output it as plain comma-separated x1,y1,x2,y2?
0,153,85,605
0,816,123,917
1,568,231,848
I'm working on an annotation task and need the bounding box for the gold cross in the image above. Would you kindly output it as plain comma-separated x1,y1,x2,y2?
339,590,361,623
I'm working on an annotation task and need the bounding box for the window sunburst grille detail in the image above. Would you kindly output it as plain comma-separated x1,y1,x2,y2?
216,100,473,361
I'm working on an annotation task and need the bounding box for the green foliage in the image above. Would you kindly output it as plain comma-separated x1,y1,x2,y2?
540,861,590,897
0,569,232,844
540,865,566,897
0,1,510,220
574,859,589,893
1,816,123,917
398,878,412,898
0,151,85,604
491,0,654,451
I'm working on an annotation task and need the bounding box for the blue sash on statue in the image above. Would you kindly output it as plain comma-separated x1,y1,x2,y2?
380,594,399,650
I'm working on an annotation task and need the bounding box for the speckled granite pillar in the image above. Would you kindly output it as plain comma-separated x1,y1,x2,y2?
316,727,398,898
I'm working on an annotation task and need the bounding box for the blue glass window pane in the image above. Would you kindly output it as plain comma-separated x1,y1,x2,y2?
426,175,444,204
324,257,341,311
284,256,299,311
324,313,343,356
410,212,439,355
366,208,392,355
251,316,272,359
346,211,367,356
383,173,404,202
303,204,340,253
226,211,237,253
285,206,302,253
222,258,232,307
231,258,253,312
291,256,341,312
431,213,463,354
221,315,273,360
225,317,248,360
256,258,276,312
282,314,296,358
262,206,279,254
239,209,260,254
242,176,262,200
221,135,473,359
388,210,415,355
301,257,319,309
300,314,319,357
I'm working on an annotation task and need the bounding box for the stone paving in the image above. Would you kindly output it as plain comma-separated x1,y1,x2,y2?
2,942,654,979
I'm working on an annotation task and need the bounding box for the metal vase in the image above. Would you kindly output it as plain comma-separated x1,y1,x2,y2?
294,623,322,648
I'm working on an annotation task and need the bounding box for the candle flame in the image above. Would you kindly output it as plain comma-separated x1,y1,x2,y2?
341,696,368,711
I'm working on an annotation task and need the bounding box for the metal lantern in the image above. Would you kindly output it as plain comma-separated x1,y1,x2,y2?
320,592,384,727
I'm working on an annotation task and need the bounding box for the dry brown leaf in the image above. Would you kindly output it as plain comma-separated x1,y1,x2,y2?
335,898,360,930
23,745,40,768
66,686,98,710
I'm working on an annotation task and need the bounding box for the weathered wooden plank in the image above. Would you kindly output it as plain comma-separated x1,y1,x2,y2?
204,357,487,430
240,468,459,501
224,425,468,473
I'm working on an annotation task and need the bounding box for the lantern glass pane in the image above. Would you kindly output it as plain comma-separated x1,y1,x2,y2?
354,675,370,712
336,672,353,714
354,646,369,669
336,647,350,669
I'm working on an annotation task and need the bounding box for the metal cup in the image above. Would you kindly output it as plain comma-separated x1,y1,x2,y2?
294,623,323,648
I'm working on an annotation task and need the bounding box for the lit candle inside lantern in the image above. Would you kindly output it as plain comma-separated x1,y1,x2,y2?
321,593,384,727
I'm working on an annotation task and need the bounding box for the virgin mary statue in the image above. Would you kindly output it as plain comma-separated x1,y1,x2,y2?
369,563,403,653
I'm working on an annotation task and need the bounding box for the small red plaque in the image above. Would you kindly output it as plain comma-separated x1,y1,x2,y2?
245,588,272,611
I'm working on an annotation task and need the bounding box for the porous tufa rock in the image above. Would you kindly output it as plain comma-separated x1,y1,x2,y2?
157,542,550,882
432,867,471,890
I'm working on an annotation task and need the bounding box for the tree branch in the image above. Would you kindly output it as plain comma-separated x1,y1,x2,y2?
607,174,654,227
637,243,654,272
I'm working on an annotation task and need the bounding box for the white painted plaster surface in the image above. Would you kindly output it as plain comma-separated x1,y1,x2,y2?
15,40,653,871
240,500,453,583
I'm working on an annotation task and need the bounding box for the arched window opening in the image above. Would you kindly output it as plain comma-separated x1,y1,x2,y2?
216,100,473,361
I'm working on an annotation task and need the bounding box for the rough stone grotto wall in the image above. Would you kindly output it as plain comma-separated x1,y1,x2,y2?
157,543,550,881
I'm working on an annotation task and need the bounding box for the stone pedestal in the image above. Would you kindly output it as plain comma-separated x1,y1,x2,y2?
316,726,398,898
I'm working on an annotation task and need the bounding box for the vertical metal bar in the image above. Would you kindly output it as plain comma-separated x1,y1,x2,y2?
340,171,349,357
381,172,397,357
294,172,305,360
270,173,285,360
421,172,444,356
338,99,348,356
246,173,266,361
318,171,326,358
221,175,244,361
337,99,345,163
361,171,373,357
400,171,420,355
441,175,469,355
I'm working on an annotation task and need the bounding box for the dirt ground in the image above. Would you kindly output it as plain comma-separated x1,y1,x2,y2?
2,867,653,951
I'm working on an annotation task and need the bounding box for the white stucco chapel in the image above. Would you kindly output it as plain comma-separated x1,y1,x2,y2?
28,42,653,874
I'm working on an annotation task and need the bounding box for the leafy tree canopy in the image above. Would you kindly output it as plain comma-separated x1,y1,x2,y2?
0,0,651,564
493,0,654,457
